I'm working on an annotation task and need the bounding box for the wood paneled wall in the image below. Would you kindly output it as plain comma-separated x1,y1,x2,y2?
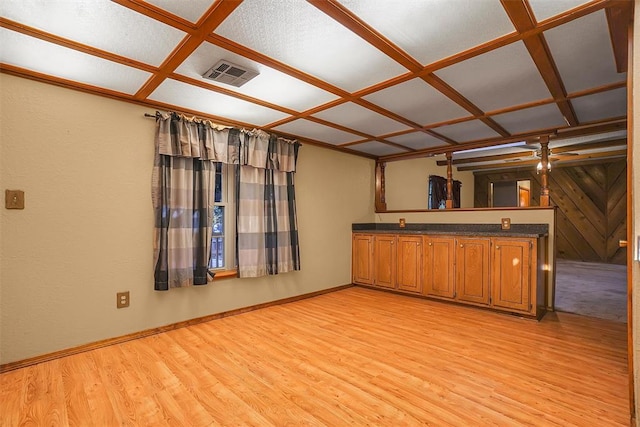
474,160,627,264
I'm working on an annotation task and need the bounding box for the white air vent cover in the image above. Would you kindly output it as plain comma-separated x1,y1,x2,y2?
202,60,259,87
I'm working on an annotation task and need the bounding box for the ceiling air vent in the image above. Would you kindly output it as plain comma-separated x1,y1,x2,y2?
202,60,259,87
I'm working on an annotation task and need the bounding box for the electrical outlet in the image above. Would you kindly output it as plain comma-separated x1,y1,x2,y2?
501,218,511,230
117,291,130,309
399,218,406,228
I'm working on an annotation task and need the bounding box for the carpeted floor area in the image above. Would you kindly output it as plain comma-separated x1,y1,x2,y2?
554,259,627,323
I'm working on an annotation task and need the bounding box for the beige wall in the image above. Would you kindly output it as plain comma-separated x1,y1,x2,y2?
0,74,375,364
384,157,475,209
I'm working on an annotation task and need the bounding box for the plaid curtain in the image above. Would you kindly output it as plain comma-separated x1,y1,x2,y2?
152,112,300,287
236,130,301,278
152,113,217,290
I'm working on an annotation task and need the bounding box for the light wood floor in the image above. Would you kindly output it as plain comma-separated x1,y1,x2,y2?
0,287,629,426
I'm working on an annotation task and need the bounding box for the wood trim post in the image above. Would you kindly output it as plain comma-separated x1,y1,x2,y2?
375,160,387,212
446,153,454,209
625,10,635,422
539,136,551,207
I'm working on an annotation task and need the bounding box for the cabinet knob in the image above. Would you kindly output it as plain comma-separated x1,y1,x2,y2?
496,246,500,249
429,242,432,246
459,244,464,248
417,243,421,246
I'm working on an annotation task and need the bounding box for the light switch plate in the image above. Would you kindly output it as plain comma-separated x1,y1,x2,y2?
501,218,511,230
5,190,25,209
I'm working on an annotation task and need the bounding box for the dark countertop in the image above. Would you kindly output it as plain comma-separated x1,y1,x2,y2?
352,223,548,238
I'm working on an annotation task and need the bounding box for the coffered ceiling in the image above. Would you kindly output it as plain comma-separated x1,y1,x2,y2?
0,0,632,170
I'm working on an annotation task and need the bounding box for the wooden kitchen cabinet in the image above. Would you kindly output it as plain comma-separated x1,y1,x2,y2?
397,236,423,293
373,234,397,289
491,238,535,313
352,230,546,319
352,233,374,285
455,237,490,305
423,236,455,299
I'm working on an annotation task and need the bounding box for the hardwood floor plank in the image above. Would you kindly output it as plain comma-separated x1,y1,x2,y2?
0,287,629,426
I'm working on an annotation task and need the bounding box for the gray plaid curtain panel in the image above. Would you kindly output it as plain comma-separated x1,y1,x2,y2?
152,112,300,289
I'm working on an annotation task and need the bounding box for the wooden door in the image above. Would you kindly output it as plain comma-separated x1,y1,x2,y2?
491,238,532,313
455,238,490,305
352,234,374,285
423,236,455,298
374,235,396,289
397,236,422,293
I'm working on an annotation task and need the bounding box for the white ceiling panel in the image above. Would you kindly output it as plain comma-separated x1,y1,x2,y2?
339,0,515,66
272,119,362,145
571,87,627,123
434,41,552,112
544,10,625,93
387,132,449,151
348,141,408,156
214,0,407,92
313,102,409,135
528,0,590,22
363,78,470,126
1,0,184,67
149,79,288,126
434,120,501,142
175,42,337,112
492,103,566,134
0,28,151,94
143,0,213,23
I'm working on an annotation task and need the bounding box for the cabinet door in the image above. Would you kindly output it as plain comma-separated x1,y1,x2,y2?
423,236,455,298
397,236,422,293
352,234,374,285
455,238,490,305
374,235,397,289
491,238,532,312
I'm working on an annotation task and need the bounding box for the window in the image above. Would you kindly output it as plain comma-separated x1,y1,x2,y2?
209,163,236,270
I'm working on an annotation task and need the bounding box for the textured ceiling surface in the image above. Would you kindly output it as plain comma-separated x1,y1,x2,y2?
0,0,631,170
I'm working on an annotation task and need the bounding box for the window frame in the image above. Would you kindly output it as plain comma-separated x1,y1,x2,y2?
209,163,237,279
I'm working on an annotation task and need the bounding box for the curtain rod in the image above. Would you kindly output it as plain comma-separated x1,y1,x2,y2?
143,112,301,145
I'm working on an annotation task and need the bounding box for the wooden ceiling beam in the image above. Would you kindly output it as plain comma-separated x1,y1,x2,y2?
379,117,626,162
552,137,627,153
208,33,352,100
436,137,627,166
421,74,511,137
0,18,157,73
348,0,612,95
605,0,633,73
437,151,533,166
133,0,243,100
170,73,300,117
456,149,627,172
307,0,422,72
500,0,579,126
554,117,627,138
303,116,415,152
111,0,195,33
